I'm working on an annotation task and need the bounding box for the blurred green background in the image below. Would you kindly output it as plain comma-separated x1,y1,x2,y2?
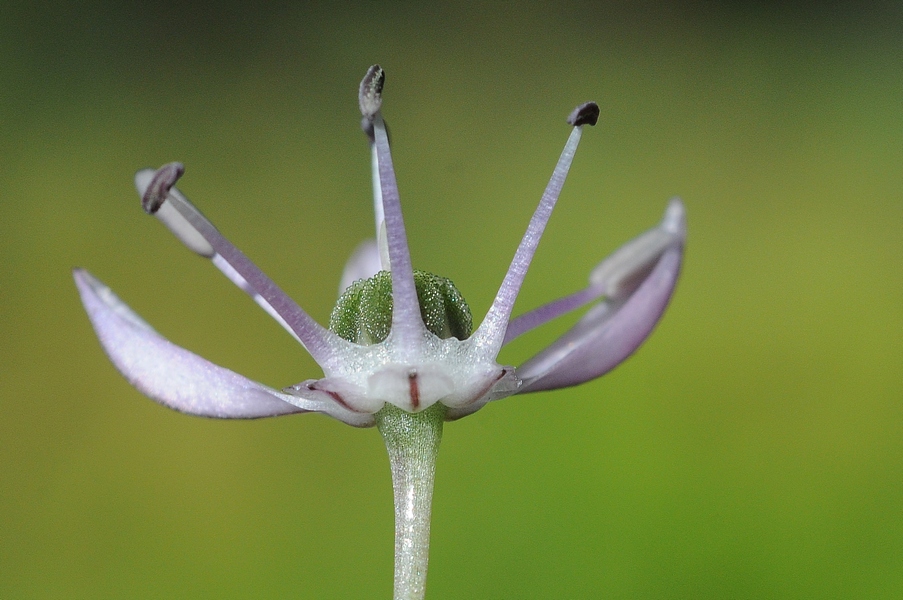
2,1,901,598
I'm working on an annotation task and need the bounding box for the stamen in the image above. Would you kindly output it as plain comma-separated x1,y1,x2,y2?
471,102,598,356
135,164,349,370
358,66,427,350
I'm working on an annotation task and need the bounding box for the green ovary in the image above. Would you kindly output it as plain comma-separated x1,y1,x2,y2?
329,270,473,345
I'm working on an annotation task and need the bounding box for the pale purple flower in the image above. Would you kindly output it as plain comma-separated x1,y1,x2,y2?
74,65,685,429
75,65,686,600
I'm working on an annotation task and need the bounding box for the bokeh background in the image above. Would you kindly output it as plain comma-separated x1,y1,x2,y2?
2,1,901,598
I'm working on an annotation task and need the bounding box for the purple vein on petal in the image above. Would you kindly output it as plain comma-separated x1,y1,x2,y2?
137,163,344,369
472,102,599,356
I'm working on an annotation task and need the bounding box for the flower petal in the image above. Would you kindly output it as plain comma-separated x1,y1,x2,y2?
73,268,311,418
516,198,685,392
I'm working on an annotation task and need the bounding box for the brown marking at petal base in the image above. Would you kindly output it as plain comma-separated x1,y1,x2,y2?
462,368,509,407
308,382,365,413
408,371,420,410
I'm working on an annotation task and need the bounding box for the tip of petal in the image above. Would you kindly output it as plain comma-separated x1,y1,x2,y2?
662,197,687,240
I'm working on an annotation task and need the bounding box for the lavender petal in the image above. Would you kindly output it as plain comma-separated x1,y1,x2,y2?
516,199,686,392
73,268,309,418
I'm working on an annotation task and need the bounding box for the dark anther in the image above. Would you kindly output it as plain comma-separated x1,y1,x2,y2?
142,162,185,214
566,102,600,127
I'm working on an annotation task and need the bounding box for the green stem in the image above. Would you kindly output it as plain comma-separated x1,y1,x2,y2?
375,403,446,600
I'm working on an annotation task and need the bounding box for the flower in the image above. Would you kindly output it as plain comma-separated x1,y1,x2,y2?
75,64,687,600
73,65,685,429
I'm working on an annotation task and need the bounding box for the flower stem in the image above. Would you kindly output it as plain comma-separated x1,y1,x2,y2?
375,403,446,600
